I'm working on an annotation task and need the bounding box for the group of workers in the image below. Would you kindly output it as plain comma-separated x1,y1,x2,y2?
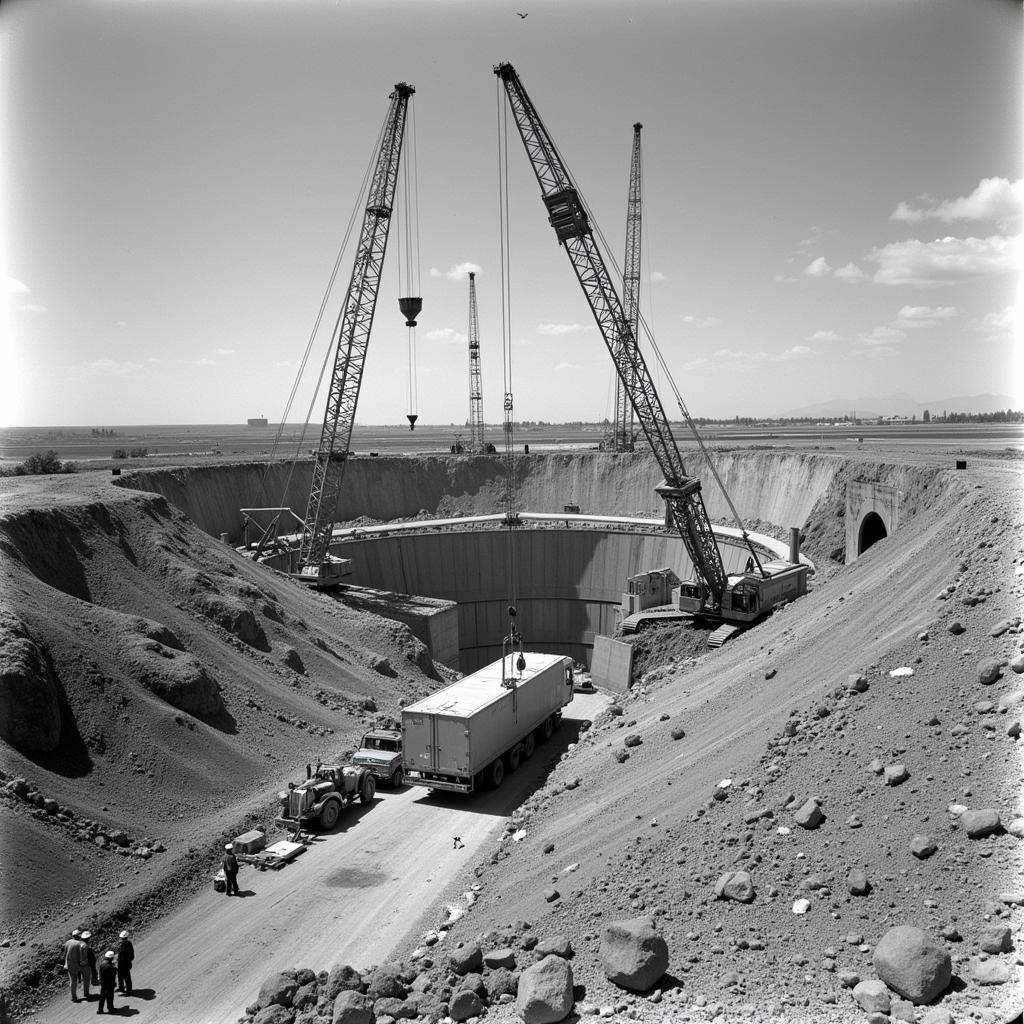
62,928,134,1013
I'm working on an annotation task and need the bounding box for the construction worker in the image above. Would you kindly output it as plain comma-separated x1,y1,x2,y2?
116,930,134,994
62,929,84,1002
96,950,117,1014
222,843,240,896
80,931,98,988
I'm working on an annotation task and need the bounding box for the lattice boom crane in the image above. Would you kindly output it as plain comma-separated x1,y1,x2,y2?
297,82,415,585
613,122,642,453
494,63,807,624
467,271,486,452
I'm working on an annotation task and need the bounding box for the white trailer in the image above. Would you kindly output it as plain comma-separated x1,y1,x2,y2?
402,652,575,793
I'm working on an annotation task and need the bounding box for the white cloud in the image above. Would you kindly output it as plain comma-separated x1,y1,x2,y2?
708,346,812,367
774,273,799,284
429,267,442,278
803,257,832,278
214,347,236,356
650,271,667,284
892,177,1023,226
537,322,593,336
807,330,840,343
195,357,216,366
891,305,959,329
868,235,1018,287
855,324,905,350
444,262,482,282
423,327,467,345
834,262,866,283
973,305,1015,342
681,315,721,329
5,277,29,293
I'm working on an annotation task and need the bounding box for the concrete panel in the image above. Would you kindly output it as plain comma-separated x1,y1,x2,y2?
591,636,633,694
845,480,900,564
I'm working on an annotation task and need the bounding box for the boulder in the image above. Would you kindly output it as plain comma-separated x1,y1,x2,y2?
365,963,406,999
884,764,909,786
253,1006,294,1024
448,989,483,1022
483,947,517,969
715,870,755,903
793,799,824,829
485,966,517,1000
961,808,1001,837
600,916,668,992
258,973,299,1009
972,960,1010,985
910,835,937,859
873,926,951,1004
852,979,890,1013
448,943,482,975
976,657,1002,685
325,965,364,1001
847,868,871,896
332,990,372,1024
534,935,573,958
979,924,1012,953
516,953,574,1024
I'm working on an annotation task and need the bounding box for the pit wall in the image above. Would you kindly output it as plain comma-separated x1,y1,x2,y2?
117,450,846,543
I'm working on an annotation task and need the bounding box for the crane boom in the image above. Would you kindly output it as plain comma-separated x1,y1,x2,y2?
298,82,415,576
613,122,642,453
467,271,485,452
494,62,728,607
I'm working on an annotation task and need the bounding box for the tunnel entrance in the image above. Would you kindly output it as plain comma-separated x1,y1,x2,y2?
858,511,888,555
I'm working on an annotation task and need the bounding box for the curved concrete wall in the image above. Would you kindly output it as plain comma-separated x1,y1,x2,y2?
339,526,764,672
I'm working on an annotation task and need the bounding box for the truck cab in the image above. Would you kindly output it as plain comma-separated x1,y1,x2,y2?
351,728,404,787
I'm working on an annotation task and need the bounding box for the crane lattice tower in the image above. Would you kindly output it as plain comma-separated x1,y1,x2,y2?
467,271,486,452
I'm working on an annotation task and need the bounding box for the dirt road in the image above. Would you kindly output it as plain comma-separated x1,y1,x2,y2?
36,691,609,1023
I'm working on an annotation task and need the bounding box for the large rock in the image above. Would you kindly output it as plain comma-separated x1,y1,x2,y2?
852,979,891,1013
516,953,574,1023
257,972,299,1009
325,965,363,1001
253,1006,294,1024
847,868,871,896
448,989,484,1022
873,926,951,1004
793,799,824,829
600,916,668,992
0,619,61,752
449,943,483,975
364,963,406,999
715,870,755,903
332,990,372,1024
976,657,1002,685
961,808,1001,838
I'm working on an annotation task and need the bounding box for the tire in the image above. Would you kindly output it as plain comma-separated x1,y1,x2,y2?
540,715,554,742
389,765,404,788
507,746,521,772
522,733,535,760
319,800,340,830
489,757,505,789
360,774,376,805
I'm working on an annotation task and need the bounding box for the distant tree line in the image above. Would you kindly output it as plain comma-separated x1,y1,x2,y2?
0,450,77,476
91,427,120,437
928,409,1022,424
112,447,150,459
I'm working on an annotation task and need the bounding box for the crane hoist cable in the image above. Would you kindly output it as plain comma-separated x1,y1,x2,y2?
496,75,522,656
397,101,422,429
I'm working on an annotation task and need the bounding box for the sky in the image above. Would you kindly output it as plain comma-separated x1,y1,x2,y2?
2,0,1020,427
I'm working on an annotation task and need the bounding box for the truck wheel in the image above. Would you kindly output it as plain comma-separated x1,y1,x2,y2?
389,765,403,788
522,733,535,760
489,758,505,789
360,775,376,805
540,715,554,742
319,801,340,830
507,746,521,772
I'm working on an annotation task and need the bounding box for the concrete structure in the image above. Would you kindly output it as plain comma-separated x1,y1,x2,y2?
591,636,633,694
845,480,900,564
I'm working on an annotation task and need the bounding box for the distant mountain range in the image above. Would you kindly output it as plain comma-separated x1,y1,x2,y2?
781,393,1016,420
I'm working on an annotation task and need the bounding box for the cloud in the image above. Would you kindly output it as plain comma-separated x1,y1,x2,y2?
554,361,584,371
194,357,216,366
774,274,799,284
803,257,832,278
707,346,812,368
536,322,593,336
807,330,840,343
443,262,482,281
891,305,959,329
834,262,866,283
650,271,667,284
5,277,29,293
214,347,236,356
18,304,47,313
429,267,442,278
422,327,467,345
892,177,1023,227
868,235,1018,287
973,305,1015,342
855,324,905,351
681,315,721,329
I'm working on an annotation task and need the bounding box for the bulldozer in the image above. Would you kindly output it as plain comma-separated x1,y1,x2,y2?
275,761,376,832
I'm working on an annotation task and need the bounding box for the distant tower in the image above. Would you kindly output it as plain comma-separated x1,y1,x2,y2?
613,122,642,453
467,272,486,452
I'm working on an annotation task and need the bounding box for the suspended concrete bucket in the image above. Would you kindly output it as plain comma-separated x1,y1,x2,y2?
406,414,419,431
399,296,422,327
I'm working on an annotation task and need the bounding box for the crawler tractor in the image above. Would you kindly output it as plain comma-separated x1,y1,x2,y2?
275,762,375,831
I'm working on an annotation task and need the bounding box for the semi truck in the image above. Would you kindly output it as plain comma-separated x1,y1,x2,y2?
402,652,575,793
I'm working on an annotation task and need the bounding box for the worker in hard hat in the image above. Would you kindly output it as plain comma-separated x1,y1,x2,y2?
116,929,134,994
221,843,240,896
62,929,85,1002
96,950,117,1014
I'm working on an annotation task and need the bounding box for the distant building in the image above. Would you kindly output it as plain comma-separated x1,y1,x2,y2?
247,417,269,427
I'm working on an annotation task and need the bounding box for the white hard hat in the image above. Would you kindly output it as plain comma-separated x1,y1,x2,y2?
81,931,92,940
72,929,81,938
119,930,129,939
104,951,115,960
224,843,233,851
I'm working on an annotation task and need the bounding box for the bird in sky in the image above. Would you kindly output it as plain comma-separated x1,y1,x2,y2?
516,12,528,18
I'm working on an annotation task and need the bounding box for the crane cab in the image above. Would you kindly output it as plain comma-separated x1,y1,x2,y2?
720,561,808,623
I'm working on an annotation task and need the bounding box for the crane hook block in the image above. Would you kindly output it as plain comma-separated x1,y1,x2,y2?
406,414,418,431
516,653,526,673
399,296,422,327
